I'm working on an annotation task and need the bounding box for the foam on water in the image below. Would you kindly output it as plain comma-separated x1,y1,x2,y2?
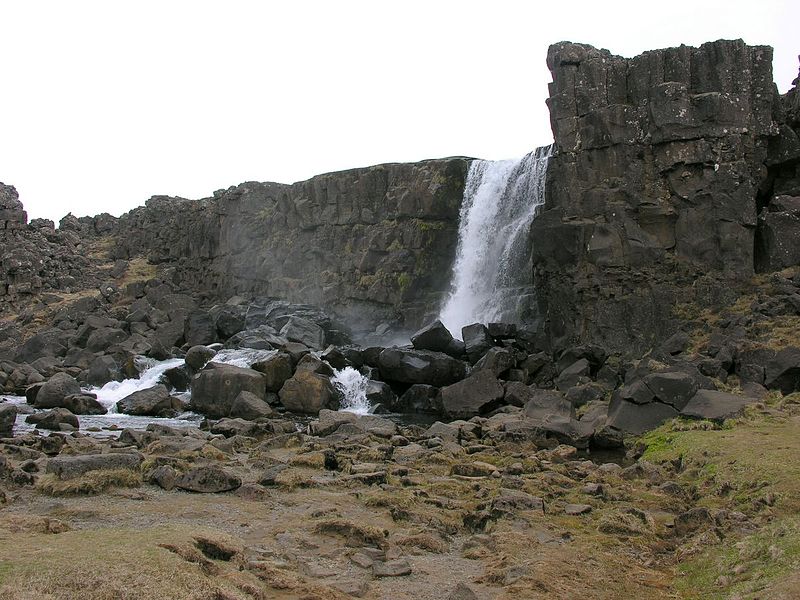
92,357,185,412
331,367,371,415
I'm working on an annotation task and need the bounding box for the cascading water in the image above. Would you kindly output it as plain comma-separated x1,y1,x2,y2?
439,145,552,335
331,367,371,415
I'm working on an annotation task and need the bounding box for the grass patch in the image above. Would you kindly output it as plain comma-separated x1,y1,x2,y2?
37,469,142,496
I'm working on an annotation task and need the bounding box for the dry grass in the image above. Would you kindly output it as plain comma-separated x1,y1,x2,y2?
37,469,141,497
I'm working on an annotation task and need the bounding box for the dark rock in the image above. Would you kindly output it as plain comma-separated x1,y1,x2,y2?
523,389,574,420
321,345,348,369
86,327,128,353
280,316,324,350
61,394,107,415
473,347,515,378
378,348,467,387
184,345,217,372
229,390,274,420
0,404,16,436
439,370,505,420
395,384,440,413
184,311,217,347
365,380,396,409
117,385,182,417
557,345,607,374
680,390,759,422
251,352,294,392
296,354,335,376
190,364,267,418
87,355,121,387
411,319,462,358
175,466,242,493
764,347,800,394
210,418,261,438
487,322,517,339
148,465,177,490
661,331,690,355
46,452,142,479
556,358,591,391
278,370,336,414
642,371,699,410
258,463,289,486
33,372,82,409
605,396,678,435
461,323,494,364
161,365,192,392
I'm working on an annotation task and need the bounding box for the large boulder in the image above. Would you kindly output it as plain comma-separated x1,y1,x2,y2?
117,385,182,417
377,348,467,387
86,355,121,387
184,345,217,372
229,390,274,420
190,364,267,418
33,373,82,409
395,384,439,413
439,369,504,420
411,320,464,357
46,452,143,479
278,370,336,414
680,390,759,422
251,352,294,392
27,408,80,431
474,347,515,378
62,394,108,415
175,466,242,493
280,316,325,350
764,347,800,394
605,396,678,435
461,323,493,364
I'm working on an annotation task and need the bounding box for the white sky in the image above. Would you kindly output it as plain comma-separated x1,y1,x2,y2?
1,0,797,222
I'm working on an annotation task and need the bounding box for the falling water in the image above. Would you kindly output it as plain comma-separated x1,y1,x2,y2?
331,367,371,415
439,145,552,335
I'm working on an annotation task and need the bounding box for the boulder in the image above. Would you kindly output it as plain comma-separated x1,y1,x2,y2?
474,347,515,377
184,345,217,372
251,352,294,392
174,466,242,493
62,394,108,415
87,355,121,387
33,372,82,409
210,418,261,438
211,305,246,339
439,369,505,420
161,365,192,392
556,358,591,391
461,323,494,364
184,311,217,347
190,364,267,418
365,380,397,409
680,390,759,422
296,354,335,376
487,322,517,339
279,370,336,414
85,327,128,353
523,389,574,420
378,348,467,387
0,404,16,436
27,408,79,431
642,371,699,410
229,390,274,420
280,316,325,350
411,320,464,357
764,347,800,394
605,396,678,435
395,384,439,413
117,384,182,417
46,452,143,479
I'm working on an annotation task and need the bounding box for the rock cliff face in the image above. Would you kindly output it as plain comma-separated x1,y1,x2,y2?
532,39,800,355
111,159,470,332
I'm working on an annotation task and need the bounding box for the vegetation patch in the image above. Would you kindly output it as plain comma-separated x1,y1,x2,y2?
37,469,142,497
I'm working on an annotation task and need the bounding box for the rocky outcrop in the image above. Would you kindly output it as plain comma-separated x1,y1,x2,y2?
533,40,786,355
111,159,470,332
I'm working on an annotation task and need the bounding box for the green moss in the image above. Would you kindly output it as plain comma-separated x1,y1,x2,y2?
397,272,412,292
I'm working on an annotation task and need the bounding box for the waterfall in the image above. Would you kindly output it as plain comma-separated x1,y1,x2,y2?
439,145,552,336
331,367,371,415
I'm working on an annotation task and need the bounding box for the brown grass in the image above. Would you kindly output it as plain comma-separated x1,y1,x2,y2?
37,469,141,497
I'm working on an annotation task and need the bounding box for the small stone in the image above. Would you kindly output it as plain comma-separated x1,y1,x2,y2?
373,558,412,577
350,552,374,569
564,503,592,515
447,582,479,600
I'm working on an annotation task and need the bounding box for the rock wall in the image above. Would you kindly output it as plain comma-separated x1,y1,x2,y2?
112,159,470,333
532,39,799,355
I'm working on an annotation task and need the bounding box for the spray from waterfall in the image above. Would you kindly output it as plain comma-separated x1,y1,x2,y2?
439,145,552,335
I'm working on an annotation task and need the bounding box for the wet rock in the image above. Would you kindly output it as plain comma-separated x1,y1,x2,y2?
556,358,591,391
680,389,759,421
295,353,335,376
117,384,182,417
440,369,504,420
394,384,439,413
461,323,494,364
184,345,217,372
86,355,121,387
279,370,336,414
162,365,192,392
411,320,463,357
33,372,82,409
229,390,274,420
280,316,325,350
175,466,242,493
474,347,515,377
365,380,396,409
190,364,267,418
61,394,107,415
378,348,467,387
27,408,79,431
46,452,142,479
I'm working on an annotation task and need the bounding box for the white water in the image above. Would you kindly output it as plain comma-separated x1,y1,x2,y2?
331,367,371,415
213,347,277,368
439,146,552,335
93,357,186,412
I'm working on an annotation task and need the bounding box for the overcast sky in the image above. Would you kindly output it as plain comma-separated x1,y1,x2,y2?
1,0,797,223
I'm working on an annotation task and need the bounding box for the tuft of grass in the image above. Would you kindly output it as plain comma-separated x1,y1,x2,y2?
37,469,141,496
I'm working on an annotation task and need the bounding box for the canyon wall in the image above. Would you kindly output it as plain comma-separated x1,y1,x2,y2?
532,39,800,354
111,159,470,332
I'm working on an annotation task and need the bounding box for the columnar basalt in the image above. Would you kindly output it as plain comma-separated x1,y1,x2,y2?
533,39,799,355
